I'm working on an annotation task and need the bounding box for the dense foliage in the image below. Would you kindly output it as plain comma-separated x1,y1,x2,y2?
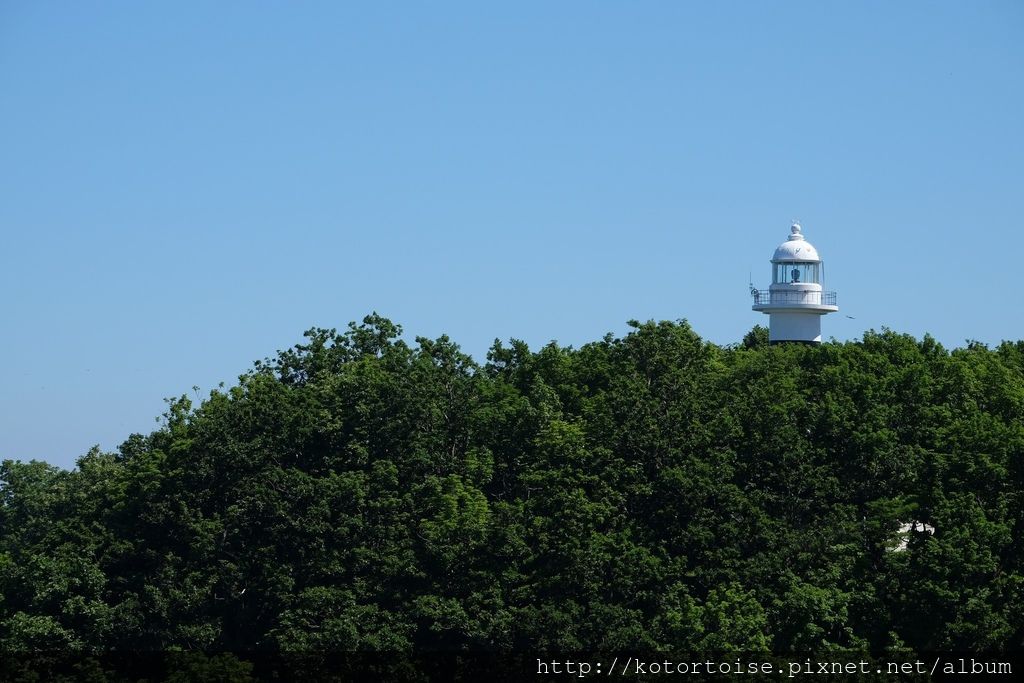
2,315,1023,652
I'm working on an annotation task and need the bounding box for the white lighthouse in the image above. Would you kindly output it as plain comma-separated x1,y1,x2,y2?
751,222,838,343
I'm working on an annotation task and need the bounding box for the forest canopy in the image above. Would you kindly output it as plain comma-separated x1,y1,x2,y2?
2,315,1023,653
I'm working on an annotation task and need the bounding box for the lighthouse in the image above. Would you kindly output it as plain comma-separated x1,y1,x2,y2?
751,222,838,344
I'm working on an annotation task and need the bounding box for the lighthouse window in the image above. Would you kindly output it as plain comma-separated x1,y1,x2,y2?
773,263,820,284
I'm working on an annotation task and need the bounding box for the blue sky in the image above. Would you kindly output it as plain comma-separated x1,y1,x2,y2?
1,1,1022,468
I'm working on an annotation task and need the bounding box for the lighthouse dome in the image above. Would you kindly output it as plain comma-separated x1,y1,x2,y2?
772,223,821,262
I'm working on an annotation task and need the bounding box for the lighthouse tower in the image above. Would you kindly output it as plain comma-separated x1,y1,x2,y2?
751,222,838,344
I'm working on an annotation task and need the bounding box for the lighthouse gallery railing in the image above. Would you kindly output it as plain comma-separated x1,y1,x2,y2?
751,290,837,306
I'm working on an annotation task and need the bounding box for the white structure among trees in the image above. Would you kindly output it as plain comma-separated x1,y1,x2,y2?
751,222,838,344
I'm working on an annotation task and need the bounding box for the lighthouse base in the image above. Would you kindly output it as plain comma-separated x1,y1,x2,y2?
768,311,823,344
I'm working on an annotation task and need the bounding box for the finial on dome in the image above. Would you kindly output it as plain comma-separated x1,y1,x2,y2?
791,221,802,235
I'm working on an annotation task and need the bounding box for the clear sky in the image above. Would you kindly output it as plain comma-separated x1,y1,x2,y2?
2,1,1022,469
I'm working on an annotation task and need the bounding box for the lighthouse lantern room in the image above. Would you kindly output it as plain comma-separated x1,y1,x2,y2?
751,222,838,343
